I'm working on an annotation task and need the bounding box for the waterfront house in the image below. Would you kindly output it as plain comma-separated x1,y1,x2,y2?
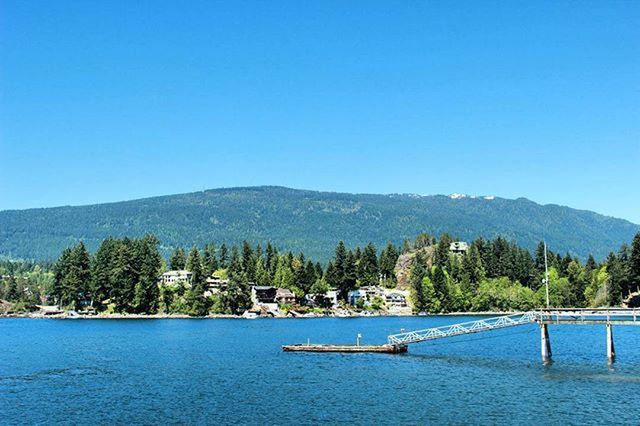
348,286,384,306
348,289,366,305
275,288,296,305
251,286,277,305
36,305,65,315
385,292,407,307
303,289,339,308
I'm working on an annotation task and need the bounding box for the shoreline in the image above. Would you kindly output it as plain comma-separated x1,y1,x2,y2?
0,311,522,320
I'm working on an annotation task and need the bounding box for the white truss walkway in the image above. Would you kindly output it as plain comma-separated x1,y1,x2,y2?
387,312,539,345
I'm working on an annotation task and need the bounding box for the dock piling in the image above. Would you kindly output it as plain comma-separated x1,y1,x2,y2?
606,323,615,363
540,323,552,363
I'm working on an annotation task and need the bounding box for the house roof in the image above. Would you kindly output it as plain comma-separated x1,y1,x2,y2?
253,285,275,291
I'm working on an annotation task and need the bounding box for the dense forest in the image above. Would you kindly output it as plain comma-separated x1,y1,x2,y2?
2,232,640,316
1,186,638,262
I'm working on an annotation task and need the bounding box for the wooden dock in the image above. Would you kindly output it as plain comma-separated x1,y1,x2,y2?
282,344,407,354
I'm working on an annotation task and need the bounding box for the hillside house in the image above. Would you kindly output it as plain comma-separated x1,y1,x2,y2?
449,241,469,254
205,275,228,296
159,270,192,286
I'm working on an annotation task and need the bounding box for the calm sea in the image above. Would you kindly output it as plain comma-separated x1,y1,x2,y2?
1,316,639,425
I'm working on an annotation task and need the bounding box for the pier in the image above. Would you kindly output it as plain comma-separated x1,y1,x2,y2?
386,308,639,363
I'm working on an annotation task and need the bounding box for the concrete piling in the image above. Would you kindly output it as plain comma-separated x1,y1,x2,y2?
540,323,552,363
606,323,615,363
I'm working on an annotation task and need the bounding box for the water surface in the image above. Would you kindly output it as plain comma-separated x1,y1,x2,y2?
1,316,638,425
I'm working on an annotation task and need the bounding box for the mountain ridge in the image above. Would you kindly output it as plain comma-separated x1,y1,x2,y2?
0,185,637,262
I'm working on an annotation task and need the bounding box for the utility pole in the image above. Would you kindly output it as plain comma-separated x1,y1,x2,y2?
544,241,550,309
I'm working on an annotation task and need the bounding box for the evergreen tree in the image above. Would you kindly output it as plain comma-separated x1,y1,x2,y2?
185,246,208,316
535,241,547,276
560,253,573,277
132,235,162,314
169,247,186,270
432,266,449,312
254,257,271,286
265,242,277,277
343,250,358,296
605,252,624,306
203,243,219,275
359,242,379,286
228,246,241,276
6,275,19,301
629,233,640,293
111,239,137,312
242,241,256,281
434,234,453,269
218,244,229,269
462,243,485,288
91,237,117,308
186,247,204,287
379,242,399,282
409,256,427,312
273,257,296,290
52,243,91,309
329,241,349,300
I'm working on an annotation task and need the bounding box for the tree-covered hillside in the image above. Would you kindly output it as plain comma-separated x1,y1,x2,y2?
0,186,638,261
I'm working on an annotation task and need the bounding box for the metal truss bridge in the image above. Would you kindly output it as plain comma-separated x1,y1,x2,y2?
387,308,639,363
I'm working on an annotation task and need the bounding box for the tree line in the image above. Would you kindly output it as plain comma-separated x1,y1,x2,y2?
405,233,640,312
2,232,639,315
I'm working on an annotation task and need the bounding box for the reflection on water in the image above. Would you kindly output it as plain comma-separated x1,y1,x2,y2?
1,317,639,425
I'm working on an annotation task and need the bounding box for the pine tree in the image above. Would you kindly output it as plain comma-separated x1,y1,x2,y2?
53,243,91,309
185,246,208,316
242,241,256,281
219,244,229,269
462,244,485,289
605,252,624,306
203,243,219,276
535,241,547,275
434,234,453,269
409,256,427,312
132,235,162,314
6,275,19,302
254,257,271,286
71,242,92,307
560,253,573,277
265,242,277,277
330,241,349,299
359,242,379,286
228,246,241,276
432,266,449,312
111,239,137,312
169,247,186,270
91,238,117,308
186,247,204,287
379,242,399,282
629,233,640,293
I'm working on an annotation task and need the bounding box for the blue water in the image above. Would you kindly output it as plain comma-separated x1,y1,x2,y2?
1,316,639,425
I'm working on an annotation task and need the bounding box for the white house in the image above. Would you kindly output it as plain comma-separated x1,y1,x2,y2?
159,270,192,286
449,241,469,254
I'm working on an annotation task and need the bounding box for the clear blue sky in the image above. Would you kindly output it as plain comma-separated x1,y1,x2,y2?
1,1,639,223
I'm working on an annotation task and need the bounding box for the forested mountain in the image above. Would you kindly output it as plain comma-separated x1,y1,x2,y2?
1,186,638,261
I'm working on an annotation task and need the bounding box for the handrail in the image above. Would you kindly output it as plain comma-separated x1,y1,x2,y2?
388,309,640,346
387,312,538,345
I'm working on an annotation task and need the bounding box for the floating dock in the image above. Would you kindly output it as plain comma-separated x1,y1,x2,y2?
282,344,407,354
